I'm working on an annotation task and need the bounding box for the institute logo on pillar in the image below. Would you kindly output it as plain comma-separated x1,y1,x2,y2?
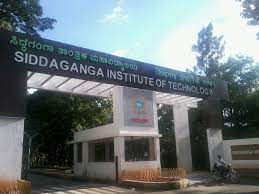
130,95,149,124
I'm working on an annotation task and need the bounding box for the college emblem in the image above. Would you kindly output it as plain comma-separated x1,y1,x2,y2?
130,96,149,123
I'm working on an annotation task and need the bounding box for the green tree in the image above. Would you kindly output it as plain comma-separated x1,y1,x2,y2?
193,23,259,139
192,23,225,77
220,55,259,138
0,0,56,35
239,0,259,39
157,104,177,168
220,55,259,100
25,91,112,168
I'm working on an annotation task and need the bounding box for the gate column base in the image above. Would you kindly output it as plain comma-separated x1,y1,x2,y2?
0,117,24,180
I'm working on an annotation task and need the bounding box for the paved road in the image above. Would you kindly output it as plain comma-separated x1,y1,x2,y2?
29,173,259,194
146,184,259,194
29,173,136,194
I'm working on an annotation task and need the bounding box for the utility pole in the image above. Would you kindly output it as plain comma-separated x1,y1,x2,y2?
24,132,38,170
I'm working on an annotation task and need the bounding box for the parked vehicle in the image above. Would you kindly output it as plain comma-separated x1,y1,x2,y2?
212,160,240,184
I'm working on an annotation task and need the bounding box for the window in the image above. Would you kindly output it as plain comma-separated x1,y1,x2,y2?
125,137,156,161
95,143,106,162
77,143,82,163
88,138,114,162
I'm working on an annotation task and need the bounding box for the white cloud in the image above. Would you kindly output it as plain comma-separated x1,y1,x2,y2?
112,41,142,58
100,0,128,24
112,49,129,57
157,0,259,72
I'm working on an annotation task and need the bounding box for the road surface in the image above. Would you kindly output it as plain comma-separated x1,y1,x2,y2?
29,173,259,194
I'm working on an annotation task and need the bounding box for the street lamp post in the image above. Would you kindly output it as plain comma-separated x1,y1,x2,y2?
24,132,38,170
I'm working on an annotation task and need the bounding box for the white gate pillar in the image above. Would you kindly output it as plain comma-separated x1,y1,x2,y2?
0,117,24,180
114,136,125,181
173,104,192,172
206,128,224,171
0,67,27,180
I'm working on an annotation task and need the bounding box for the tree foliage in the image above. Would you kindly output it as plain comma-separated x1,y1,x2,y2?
157,104,177,168
25,91,112,168
219,55,259,138
246,91,259,136
220,55,259,99
193,23,259,139
221,55,259,138
222,91,259,139
239,0,259,39
192,23,225,78
0,0,56,35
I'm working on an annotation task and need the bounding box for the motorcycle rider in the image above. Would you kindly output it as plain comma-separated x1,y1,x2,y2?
214,155,226,176
216,155,226,165
213,155,240,183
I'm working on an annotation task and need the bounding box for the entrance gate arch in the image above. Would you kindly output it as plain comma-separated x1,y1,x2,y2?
0,30,226,180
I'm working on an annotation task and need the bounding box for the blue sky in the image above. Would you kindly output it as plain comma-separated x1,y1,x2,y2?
40,0,259,71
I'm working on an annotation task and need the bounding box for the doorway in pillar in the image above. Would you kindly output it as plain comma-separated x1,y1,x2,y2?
189,108,210,171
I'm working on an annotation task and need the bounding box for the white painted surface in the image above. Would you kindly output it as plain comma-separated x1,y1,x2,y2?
223,138,259,169
74,87,160,144
123,161,160,170
113,86,159,136
0,117,24,180
173,104,192,172
155,137,161,169
207,128,224,170
28,72,202,106
74,124,117,143
119,136,161,175
74,87,162,180
74,141,116,180
115,136,161,180
114,136,125,180
86,162,116,180
112,86,125,129
74,142,88,176
113,87,161,177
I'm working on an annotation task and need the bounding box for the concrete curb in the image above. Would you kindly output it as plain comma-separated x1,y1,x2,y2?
121,178,189,191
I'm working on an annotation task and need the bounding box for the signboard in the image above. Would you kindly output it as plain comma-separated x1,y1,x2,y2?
0,30,214,98
231,144,259,160
123,88,154,127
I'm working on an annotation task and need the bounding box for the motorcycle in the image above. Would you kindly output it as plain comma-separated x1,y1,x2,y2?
212,163,240,184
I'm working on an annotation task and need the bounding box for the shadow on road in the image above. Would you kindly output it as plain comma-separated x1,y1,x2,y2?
238,176,259,186
28,173,136,194
29,172,259,194
203,192,258,194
